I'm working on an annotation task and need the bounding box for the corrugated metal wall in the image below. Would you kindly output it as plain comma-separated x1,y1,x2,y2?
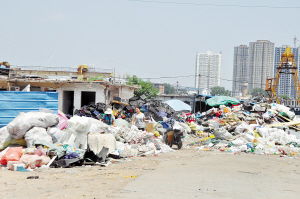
0,91,58,127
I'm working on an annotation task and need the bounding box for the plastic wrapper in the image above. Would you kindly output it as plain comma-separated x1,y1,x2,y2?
58,111,69,130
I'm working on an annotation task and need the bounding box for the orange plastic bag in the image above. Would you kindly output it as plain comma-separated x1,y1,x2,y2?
0,147,23,165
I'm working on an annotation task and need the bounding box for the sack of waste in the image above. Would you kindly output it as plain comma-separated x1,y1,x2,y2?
0,127,11,150
25,127,53,147
20,154,50,169
47,127,66,143
64,116,109,150
7,112,59,139
213,128,233,140
0,147,23,165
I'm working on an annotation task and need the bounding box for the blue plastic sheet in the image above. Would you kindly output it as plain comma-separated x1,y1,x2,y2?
0,91,58,127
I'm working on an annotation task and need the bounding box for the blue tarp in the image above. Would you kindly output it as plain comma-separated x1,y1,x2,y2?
164,99,191,112
0,91,58,127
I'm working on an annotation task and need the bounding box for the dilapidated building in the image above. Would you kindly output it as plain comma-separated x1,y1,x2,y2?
0,66,138,115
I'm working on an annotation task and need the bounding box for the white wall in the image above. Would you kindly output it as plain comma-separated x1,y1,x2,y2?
57,83,135,111
118,86,135,100
57,83,106,111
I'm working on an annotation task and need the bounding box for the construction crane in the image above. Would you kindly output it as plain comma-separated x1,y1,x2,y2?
265,47,300,103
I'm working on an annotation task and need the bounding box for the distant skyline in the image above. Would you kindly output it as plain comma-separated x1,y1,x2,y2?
1,0,300,90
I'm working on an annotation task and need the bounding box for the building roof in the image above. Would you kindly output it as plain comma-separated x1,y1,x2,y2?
0,77,139,90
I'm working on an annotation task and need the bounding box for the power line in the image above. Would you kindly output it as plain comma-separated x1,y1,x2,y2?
125,0,300,9
127,73,300,88
9,64,299,88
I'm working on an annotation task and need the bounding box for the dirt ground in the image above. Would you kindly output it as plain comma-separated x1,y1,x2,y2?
1,148,300,199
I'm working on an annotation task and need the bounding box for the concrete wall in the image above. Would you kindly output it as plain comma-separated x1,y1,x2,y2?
57,83,135,112
118,86,135,101
57,83,106,111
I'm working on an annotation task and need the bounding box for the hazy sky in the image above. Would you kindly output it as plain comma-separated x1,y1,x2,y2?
1,0,300,90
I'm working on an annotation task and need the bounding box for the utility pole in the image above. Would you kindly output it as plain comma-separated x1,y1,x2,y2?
176,81,179,94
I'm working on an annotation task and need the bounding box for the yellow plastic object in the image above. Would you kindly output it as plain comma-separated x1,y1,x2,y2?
253,130,261,138
1,139,27,150
153,131,160,137
112,109,119,117
223,107,231,113
188,122,197,131
199,134,215,142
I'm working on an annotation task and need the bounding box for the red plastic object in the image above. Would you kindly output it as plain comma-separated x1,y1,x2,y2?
0,147,23,165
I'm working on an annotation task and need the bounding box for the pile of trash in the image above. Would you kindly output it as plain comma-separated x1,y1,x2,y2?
190,103,300,156
73,96,177,123
0,111,174,171
74,102,107,119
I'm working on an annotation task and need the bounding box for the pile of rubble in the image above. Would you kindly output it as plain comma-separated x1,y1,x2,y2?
0,111,174,171
190,103,300,156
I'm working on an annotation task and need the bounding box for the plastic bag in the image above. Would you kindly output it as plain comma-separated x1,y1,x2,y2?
65,116,108,150
58,111,69,130
25,127,53,147
20,154,50,169
214,128,233,140
47,127,65,143
0,147,23,165
0,127,11,150
7,112,59,139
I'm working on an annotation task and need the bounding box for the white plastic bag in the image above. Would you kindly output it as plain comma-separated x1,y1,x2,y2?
0,127,11,150
7,112,59,139
25,127,53,147
47,127,65,143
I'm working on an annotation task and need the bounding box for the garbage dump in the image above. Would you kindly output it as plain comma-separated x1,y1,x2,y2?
1,94,299,172
0,110,175,171
189,101,300,156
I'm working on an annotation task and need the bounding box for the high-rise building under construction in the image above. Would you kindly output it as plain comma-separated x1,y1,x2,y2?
248,40,275,91
232,45,249,97
195,51,221,94
274,46,300,98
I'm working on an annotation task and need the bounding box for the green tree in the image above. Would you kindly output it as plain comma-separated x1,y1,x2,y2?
127,75,159,98
163,83,176,94
250,88,267,97
210,86,231,96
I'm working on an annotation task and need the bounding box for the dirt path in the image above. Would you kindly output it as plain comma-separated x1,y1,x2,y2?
1,149,300,199
112,150,300,199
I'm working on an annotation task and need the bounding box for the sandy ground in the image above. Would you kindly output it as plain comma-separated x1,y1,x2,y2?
1,148,300,199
